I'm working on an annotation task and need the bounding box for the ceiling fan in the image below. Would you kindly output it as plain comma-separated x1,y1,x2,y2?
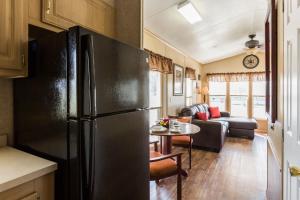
242,34,264,69
245,34,264,49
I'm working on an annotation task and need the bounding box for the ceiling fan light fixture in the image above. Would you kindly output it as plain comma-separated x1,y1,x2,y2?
177,1,202,24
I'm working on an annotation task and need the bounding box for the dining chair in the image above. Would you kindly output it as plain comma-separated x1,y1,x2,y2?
171,116,193,169
149,140,183,200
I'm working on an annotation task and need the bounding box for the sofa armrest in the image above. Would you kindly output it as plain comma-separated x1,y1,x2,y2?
191,119,226,152
220,111,230,117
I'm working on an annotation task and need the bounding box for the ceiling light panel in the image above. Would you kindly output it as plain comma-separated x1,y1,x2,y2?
177,1,202,24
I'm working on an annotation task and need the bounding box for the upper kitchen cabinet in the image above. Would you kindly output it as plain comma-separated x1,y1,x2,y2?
41,0,115,37
0,0,28,78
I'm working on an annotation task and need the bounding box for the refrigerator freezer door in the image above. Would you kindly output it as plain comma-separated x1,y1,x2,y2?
81,34,149,116
90,110,149,200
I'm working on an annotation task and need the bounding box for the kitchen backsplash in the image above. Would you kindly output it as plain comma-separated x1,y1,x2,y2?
0,79,13,145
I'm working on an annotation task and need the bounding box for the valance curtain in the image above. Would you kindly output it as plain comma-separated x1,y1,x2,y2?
185,67,196,80
145,49,173,74
207,72,266,82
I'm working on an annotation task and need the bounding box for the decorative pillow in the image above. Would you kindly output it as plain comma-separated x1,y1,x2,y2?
196,112,208,121
209,107,221,118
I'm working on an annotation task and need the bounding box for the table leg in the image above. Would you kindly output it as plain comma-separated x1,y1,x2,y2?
162,136,172,154
161,136,189,177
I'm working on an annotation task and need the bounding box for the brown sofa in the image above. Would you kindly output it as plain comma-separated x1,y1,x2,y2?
179,104,257,152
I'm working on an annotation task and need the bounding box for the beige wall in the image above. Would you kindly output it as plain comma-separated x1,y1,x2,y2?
202,52,266,85
143,29,202,116
0,79,13,145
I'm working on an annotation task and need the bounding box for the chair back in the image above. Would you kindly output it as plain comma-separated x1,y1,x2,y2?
177,116,192,123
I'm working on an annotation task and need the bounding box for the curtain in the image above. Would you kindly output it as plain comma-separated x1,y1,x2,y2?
207,71,265,82
145,49,173,74
185,67,196,80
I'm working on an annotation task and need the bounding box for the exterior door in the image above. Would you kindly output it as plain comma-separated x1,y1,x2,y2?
283,0,300,199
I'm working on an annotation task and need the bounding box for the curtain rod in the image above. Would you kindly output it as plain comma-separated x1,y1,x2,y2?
206,71,265,76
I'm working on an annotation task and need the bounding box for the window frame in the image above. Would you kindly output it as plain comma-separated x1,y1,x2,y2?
149,71,163,126
208,79,266,119
185,78,193,106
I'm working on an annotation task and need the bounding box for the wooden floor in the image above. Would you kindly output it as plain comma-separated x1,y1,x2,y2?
150,135,267,200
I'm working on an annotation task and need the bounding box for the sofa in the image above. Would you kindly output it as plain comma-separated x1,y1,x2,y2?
179,104,257,152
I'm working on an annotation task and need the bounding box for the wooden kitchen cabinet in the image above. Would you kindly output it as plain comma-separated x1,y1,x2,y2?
0,173,54,200
41,0,115,37
0,0,28,77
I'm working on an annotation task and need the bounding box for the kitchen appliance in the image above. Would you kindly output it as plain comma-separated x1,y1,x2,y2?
14,26,149,200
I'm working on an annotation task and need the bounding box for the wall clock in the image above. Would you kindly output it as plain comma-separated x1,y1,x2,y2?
243,54,259,69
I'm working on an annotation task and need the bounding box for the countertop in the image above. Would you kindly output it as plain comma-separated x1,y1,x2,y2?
0,146,57,192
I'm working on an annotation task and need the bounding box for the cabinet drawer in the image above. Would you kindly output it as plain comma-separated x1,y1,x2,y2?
21,192,38,200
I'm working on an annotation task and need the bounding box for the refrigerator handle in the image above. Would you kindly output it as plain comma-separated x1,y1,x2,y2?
81,119,95,200
82,35,96,117
88,119,95,199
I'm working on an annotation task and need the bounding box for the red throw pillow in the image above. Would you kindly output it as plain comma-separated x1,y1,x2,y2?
196,112,208,121
209,107,221,118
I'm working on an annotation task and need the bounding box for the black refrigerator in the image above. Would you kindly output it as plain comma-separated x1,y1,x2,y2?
14,26,150,200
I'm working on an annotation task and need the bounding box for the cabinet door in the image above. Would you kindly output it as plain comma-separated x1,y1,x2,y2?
42,0,114,37
0,0,28,77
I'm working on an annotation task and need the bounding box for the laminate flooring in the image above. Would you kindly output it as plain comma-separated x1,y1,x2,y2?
150,135,267,200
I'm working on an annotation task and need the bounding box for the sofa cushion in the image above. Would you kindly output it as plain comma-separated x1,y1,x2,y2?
150,151,178,179
180,104,210,119
209,107,221,118
198,104,210,118
196,112,208,121
209,120,229,133
210,117,257,130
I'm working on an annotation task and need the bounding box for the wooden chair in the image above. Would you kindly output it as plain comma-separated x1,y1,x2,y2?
149,141,183,200
171,117,193,169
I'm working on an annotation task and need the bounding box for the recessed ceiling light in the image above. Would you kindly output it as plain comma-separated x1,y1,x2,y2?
177,1,202,24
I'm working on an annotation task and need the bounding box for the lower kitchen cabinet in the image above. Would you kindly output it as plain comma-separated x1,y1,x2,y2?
0,173,55,200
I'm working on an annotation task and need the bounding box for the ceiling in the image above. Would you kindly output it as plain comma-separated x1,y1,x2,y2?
144,0,268,64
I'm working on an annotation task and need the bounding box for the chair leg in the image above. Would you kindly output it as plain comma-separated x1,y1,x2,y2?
189,136,192,169
177,157,182,200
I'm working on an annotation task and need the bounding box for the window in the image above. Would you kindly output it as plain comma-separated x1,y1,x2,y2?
209,81,226,111
185,78,193,106
149,71,162,126
253,81,266,119
230,81,249,117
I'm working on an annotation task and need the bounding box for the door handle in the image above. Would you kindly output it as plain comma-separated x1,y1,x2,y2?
290,166,300,177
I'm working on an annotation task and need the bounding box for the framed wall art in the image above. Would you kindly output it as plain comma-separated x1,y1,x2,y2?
173,64,184,96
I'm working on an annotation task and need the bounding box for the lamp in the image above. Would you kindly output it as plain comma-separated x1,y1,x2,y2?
201,86,209,103
177,1,202,24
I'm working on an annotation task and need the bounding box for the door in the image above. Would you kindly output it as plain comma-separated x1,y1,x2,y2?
81,33,149,116
89,110,149,200
0,0,28,77
283,0,300,199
